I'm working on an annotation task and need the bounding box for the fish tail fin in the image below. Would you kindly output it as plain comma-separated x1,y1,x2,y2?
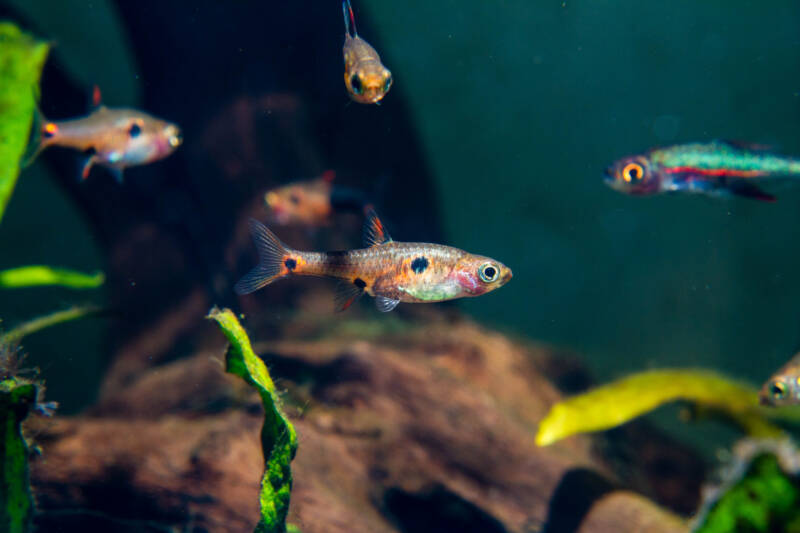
235,219,295,295
22,106,56,168
342,0,357,37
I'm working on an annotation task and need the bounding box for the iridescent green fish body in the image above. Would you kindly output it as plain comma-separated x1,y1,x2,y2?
605,140,800,201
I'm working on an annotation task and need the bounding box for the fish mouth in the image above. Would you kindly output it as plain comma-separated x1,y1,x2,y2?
501,269,513,284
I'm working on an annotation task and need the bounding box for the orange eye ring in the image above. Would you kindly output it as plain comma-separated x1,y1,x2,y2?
621,162,644,183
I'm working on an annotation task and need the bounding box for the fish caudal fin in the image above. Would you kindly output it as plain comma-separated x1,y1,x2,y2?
342,0,357,37
22,108,55,168
235,219,294,295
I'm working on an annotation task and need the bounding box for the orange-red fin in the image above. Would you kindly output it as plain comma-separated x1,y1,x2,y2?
235,219,292,295
362,206,392,247
92,85,103,109
321,169,336,183
335,279,365,311
342,0,357,37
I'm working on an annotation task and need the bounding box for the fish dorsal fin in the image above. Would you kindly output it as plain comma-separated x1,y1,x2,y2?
362,207,392,247
342,0,358,37
91,85,104,110
375,295,400,312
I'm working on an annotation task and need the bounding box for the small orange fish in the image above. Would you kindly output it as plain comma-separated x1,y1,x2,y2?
265,171,336,226
264,170,370,227
236,208,512,312
342,0,392,104
30,89,182,182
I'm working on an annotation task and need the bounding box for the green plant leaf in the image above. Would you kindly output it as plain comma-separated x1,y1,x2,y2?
0,377,36,533
536,369,784,447
0,266,105,290
0,22,50,224
1,305,102,344
207,307,298,533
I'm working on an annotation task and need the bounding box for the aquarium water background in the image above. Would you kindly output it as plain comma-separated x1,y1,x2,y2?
2,0,800,458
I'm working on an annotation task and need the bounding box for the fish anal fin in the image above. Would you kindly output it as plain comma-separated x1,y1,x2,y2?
335,279,365,312
109,167,124,184
728,181,776,202
375,295,400,312
362,206,392,247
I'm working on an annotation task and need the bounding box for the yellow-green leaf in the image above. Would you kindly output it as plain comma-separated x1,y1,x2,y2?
0,266,105,290
536,369,783,447
0,22,50,224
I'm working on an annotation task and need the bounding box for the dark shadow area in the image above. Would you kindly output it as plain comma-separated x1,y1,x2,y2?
542,468,615,533
383,485,508,533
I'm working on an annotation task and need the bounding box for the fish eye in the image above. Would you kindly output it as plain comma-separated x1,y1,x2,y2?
770,380,788,400
289,193,301,205
479,263,499,283
383,73,393,93
350,74,364,95
621,162,644,183
128,122,142,138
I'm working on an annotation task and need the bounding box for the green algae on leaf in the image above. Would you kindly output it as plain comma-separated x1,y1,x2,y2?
692,440,800,533
0,22,50,224
0,266,105,290
536,369,782,447
0,341,37,533
1,305,102,344
207,307,298,533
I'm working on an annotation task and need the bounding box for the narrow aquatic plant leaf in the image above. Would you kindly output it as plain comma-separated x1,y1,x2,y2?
0,22,50,224
1,305,102,344
0,377,36,533
0,266,105,290
536,369,782,447
207,307,298,533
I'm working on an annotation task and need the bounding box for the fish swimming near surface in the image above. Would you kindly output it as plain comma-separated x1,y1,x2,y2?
604,140,800,202
760,351,800,406
235,208,512,312
342,0,392,104
265,170,368,227
27,88,182,182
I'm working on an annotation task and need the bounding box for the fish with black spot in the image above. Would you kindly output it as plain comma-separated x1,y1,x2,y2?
27,87,182,182
235,208,512,312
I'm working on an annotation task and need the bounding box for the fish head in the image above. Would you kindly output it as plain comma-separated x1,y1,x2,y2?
264,178,332,226
102,111,182,167
451,254,513,297
345,64,392,104
759,373,800,407
604,155,659,195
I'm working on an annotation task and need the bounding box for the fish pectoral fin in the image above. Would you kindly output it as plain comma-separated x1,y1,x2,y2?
362,206,392,247
334,280,365,312
374,295,400,313
727,181,776,202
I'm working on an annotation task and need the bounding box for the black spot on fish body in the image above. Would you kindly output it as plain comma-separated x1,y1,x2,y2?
284,258,297,271
411,256,429,274
354,278,366,288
